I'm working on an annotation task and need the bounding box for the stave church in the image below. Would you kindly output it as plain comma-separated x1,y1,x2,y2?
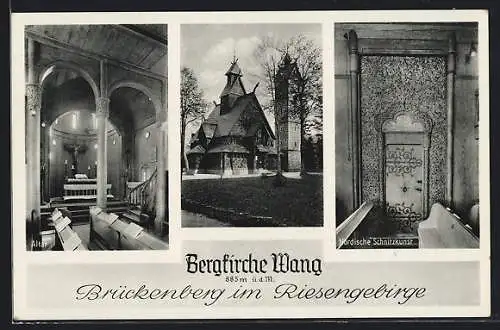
186,55,302,175
335,23,481,249
24,25,168,251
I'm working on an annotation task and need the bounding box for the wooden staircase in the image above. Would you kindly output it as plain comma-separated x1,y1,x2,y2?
125,168,157,226
121,207,150,225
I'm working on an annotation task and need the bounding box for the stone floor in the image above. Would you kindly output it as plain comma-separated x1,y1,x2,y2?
181,210,231,227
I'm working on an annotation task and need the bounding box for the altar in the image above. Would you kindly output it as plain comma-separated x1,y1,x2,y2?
63,174,113,201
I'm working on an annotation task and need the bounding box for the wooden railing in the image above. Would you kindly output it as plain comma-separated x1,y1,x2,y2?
127,168,157,216
336,201,375,248
63,183,113,200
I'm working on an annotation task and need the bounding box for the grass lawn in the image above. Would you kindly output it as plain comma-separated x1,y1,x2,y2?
181,175,323,226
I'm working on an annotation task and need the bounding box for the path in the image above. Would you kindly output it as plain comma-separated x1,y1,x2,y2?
181,210,231,227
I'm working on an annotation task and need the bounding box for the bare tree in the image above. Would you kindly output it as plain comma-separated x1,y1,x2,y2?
180,67,208,172
253,36,284,180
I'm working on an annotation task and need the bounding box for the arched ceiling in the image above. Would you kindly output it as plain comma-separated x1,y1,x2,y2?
110,87,156,129
41,76,95,125
41,76,155,134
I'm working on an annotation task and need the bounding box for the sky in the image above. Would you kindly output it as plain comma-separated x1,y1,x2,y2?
180,23,322,139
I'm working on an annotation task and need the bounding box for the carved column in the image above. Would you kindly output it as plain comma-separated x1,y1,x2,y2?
348,30,361,209
154,110,167,235
26,84,41,236
96,97,109,209
96,60,109,209
446,33,456,207
26,38,41,247
423,134,431,218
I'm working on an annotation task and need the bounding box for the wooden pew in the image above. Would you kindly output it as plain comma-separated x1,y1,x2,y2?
418,203,479,248
468,203,480,236
50,209,88,251
90,206,168,250
336,201,374,248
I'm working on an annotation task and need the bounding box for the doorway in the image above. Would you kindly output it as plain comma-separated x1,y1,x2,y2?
382,114,430,235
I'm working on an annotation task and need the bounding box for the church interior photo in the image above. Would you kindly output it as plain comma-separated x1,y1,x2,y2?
24,24,168,251
335,23,481,249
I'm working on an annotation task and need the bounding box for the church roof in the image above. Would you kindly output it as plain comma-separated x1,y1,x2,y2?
186,145,206,155
205,104,220,123
195,61,275,155
214,94,254,137
202,93,275,140
201,122,217,139
225,61,242,76
220,77,246,97
220,60,246,97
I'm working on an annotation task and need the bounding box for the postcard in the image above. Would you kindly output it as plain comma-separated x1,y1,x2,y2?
11,9,490,320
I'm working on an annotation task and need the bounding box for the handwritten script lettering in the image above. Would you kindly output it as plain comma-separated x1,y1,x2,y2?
74,283,426,306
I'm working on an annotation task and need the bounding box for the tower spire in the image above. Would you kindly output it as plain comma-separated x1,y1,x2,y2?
220,57,246,114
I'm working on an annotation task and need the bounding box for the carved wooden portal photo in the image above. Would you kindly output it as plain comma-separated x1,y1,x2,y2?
335,23,480,249
180,24,323,228
24,24,169,251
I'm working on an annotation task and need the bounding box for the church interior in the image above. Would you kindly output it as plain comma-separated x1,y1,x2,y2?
25,24,168,251
335,23,481,249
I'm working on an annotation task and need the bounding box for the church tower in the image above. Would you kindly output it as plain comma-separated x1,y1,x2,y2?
275,53,301,172
220,59,246,115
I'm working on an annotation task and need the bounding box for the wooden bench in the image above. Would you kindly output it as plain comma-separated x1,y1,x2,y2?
90,206,168,250
336,201,374,248
418,203,479,248
50,208,88,251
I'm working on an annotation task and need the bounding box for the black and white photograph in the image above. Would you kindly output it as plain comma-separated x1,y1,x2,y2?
180,24,323,228
335,23,481,249
24,24,169,251
11,10,491,322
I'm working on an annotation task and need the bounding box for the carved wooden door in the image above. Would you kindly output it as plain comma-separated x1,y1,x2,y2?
385,144,424,234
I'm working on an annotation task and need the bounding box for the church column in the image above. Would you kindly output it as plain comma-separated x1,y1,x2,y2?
154,103,167,235
446,33,456,207
26,38,41,245
348,30,361,209
96,97,109,208
96,60,109,209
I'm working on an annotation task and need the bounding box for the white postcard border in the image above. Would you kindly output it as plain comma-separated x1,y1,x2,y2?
11,9,491,320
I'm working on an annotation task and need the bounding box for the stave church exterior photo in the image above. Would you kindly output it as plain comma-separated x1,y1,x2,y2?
24,24,169,251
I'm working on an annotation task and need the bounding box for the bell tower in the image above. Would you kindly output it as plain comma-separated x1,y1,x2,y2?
275,53,301,172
